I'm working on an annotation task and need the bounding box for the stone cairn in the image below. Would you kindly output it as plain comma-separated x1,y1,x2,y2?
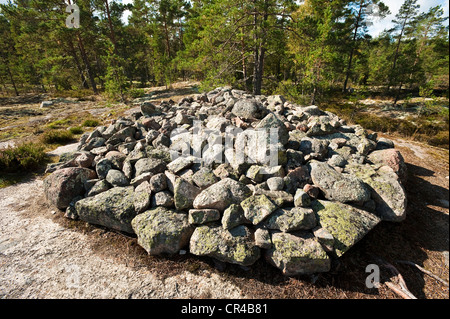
43,87,408,276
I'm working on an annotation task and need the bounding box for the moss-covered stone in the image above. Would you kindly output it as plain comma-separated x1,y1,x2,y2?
131,207,194,255
345,163,407,222
193,178,252,211
309,160,370,204
241,195,278,225
189,225,261,266
174,178,201,211
75,186,136,233
263,207,317,232
311,199,381,257
188,209,221,225
265,232,331,276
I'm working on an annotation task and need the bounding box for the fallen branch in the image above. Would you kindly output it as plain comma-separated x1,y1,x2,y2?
397,260,449,288
371,255,417,299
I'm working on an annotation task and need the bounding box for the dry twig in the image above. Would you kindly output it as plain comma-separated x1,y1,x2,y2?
397,260,449,288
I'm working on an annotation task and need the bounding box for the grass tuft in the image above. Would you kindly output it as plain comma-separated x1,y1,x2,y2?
0,142,48,173
40,130,74,145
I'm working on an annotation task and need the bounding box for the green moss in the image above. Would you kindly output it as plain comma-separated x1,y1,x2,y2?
311,200,380,257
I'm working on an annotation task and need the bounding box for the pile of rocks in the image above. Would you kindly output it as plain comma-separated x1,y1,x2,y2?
43,87,407,276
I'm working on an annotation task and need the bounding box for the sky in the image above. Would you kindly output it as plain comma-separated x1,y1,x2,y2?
0,0,449,37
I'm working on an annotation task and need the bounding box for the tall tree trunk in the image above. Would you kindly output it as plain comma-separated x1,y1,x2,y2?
6,64,19,96
68,38,89,89
104,0,117,52
388,18,408,91
252,0,268,96
163,13,171,59
241,30,248,91
343,0,364,93
77,33,98,94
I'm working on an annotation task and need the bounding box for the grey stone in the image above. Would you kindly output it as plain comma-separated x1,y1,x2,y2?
311,199,381,257
192,167,219,189
174,178,201,211
263,207,317,232
345,163,407,222
231,99,266,120
265,231,331,276
267,177,285,191
134,158,166,177
294,189,311,208
241,195,278,225
106,169,129,187
149,173,167,192
188,209,221,225
43,167,97,210
132,207,194,255
134,181,152,214
152,191,174,208
87,180,110,197
75,187,136,233
221,204,248,230
309,160,370,204
193,178,252,211
189,225,261,266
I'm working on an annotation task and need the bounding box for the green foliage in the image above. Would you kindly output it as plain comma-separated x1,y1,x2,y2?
40,130,74,145
0,142,48,172
82,119,100,127
127,88,146,99
69,127,84,135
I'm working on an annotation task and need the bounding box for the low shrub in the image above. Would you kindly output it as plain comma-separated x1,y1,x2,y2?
428,131,449,149
40,130,74,145
69,127,84,135
82,119,100,127
128,88,146,99
0,142,48,172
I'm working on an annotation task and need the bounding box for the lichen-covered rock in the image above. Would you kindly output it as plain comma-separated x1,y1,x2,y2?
149,173,167,192
311,199,381,257
345,163,407,222
134,158,167,177
75,187,136,233
167,156,195,174
253,189,294,207
309,160,370,204
241,195,278,225
255,113,289,146
221,204,248,230
254,227,272,249
231,99,266,120
87,179,110,197
366,148,407,184
44,167,97,210
265,232,331,276
267,177,284,191
263,207,317,232
106,169,129,187
131,207,194,255
193,178,252,211
133,181,152,214
188,209,221,225
152,191,174,208
294,189,311,208
189,225,261,266
174,178,201,211
192,167,219,189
